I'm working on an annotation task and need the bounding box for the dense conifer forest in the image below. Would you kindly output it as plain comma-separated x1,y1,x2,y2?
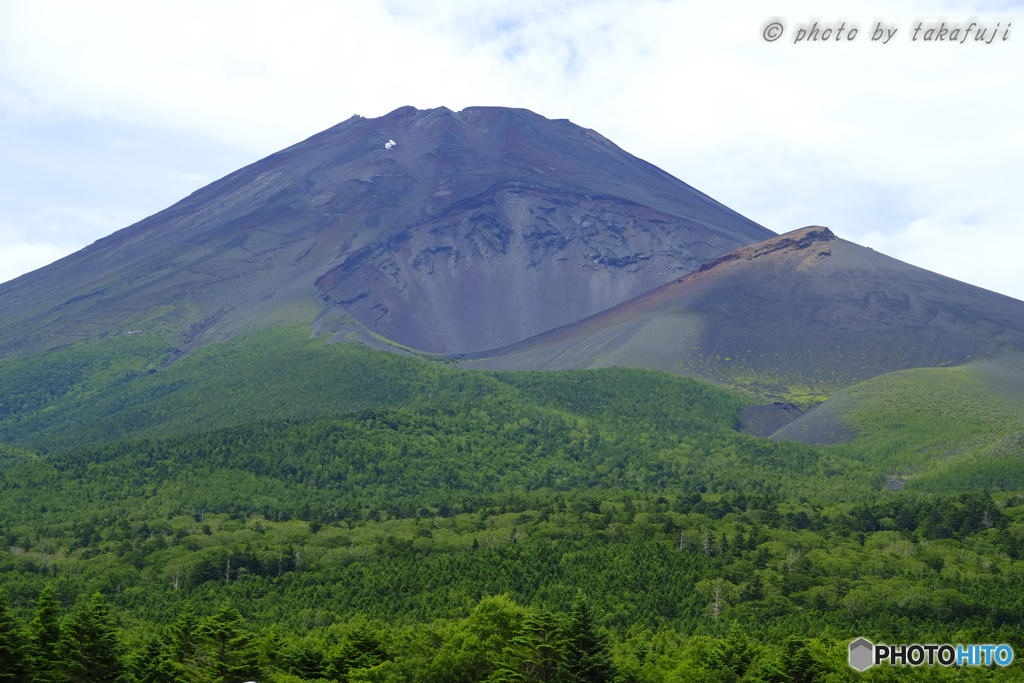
1,329,1023,681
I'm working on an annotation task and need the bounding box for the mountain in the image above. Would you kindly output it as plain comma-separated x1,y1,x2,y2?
0,105,771,359
461,226,1024,409
4,105,1024,451
4,106,1024,678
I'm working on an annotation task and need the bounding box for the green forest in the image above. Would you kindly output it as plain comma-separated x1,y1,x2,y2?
1,329,1023,681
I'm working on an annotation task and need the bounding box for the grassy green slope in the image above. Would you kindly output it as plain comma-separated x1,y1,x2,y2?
775,352,1024,492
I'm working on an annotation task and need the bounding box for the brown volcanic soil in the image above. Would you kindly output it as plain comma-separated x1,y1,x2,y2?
0,106,771,358
463,227,1024,401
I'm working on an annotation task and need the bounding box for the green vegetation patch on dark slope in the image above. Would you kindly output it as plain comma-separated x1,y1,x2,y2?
0,327,512,450
0,333,169,425
775,353,1024,492
492,367,744,433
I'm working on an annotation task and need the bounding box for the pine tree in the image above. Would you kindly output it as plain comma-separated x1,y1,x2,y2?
324,623,386,679
741,574,764,602
707,622,755,679
489,609,568,683
130,636,184,683
563,598,614,683
56,593,125,683
256,629,283,677
165,604,201,681
0,588,28,682
29,585,62,683
195,606,259,683
278,638,326,679
780,637,826,683
734,532,747,554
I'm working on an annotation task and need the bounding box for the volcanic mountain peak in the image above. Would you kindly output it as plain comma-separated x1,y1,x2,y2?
0,105,772,358
694,225,836,276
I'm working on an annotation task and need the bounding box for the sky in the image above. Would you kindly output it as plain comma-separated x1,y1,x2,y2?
1,0,1022,300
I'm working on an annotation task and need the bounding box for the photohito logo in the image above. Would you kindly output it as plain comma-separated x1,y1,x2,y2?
849,638,1014,670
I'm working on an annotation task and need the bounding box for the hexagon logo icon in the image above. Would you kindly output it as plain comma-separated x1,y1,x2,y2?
849,638,874,671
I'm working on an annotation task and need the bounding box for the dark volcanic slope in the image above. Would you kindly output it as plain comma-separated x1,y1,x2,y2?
463,227,1024,401
0,106,771,358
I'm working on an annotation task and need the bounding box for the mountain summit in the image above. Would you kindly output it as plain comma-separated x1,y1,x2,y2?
0,106,771,358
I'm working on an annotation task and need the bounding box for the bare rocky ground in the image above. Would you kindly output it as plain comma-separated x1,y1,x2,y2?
738,402,806,438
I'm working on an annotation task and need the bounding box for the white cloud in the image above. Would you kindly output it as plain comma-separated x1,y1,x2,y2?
0,242,73,285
